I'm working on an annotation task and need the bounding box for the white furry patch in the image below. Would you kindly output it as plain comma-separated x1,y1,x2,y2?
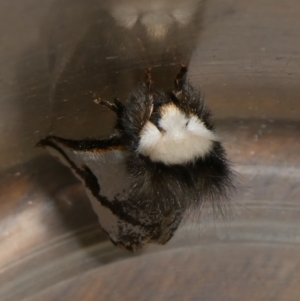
138,104,217,165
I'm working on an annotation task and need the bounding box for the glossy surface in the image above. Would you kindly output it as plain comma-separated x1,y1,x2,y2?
0,0,300,300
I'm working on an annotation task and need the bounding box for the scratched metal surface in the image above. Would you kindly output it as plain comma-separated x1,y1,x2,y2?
0,0,300,300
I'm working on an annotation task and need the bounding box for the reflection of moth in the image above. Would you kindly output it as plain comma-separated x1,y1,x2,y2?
110,0,202,40
38,66,234,251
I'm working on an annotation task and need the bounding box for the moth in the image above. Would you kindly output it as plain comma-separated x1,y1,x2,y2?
38,66,234,251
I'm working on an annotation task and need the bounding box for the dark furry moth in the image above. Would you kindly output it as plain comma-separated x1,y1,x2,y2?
38,66,234,251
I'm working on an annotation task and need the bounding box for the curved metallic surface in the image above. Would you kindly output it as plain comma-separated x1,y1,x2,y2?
0,0,300,300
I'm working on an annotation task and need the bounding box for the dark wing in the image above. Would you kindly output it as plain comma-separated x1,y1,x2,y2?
38,136,158,251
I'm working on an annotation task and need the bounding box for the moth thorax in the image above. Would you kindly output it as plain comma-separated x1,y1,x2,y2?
137,104,217,165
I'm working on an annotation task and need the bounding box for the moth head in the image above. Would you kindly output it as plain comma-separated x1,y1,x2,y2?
137,102,218,165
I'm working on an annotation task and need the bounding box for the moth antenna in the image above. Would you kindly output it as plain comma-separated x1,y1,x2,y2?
174,64,188,92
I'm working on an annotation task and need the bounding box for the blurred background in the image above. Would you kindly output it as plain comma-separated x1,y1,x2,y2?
0,0,299,300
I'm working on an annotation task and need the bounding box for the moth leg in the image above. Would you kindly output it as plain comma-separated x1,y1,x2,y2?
142,68,154,119
174,64,188,92
94,97,124,115
170,64,188,104
113,97,124,110
144,67,153,92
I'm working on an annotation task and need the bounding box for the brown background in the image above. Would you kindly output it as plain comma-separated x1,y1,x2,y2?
0,0,300,300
